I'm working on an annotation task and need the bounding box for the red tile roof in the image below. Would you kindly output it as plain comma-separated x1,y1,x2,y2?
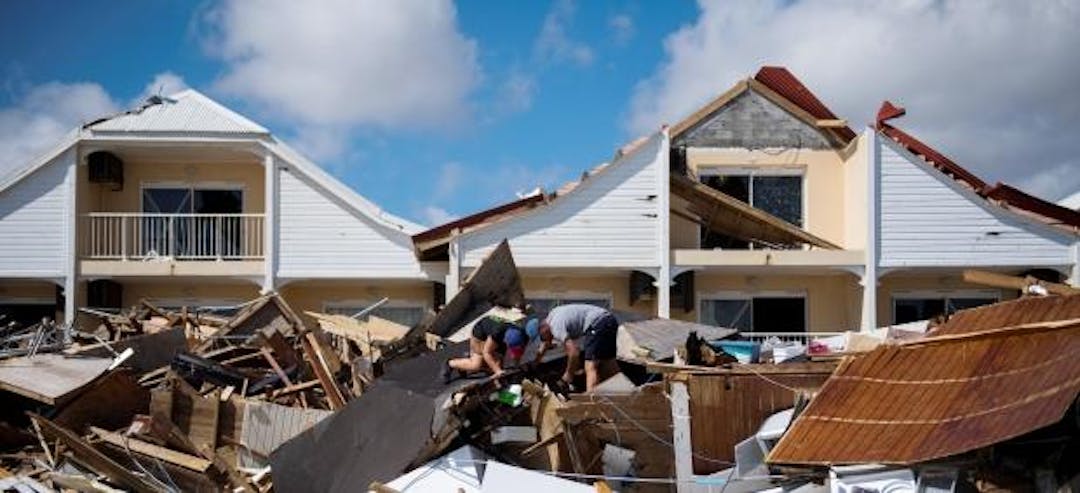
876,100,1080,229
754,66,857,141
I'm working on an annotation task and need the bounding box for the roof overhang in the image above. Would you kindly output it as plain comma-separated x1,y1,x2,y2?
670,172,841,250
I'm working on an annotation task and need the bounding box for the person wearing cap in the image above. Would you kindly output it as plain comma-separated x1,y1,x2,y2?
530,303,618,392
442,315,530,383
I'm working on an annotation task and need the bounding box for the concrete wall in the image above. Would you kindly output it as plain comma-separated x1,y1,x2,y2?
684,146,851,248
81,161,265,214
279,280,433,328
676,273,862,332
876,274,1014,326
674,90,834,150
520,273,655,317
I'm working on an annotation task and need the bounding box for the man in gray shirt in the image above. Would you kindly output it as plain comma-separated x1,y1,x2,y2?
529,303,619,392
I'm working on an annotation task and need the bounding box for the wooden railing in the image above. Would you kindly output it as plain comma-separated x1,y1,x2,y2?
81,213,264,260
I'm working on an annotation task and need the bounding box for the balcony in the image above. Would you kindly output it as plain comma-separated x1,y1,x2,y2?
80,213,265,277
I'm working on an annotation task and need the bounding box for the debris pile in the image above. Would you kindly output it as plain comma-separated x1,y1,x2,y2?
1,244,1078,492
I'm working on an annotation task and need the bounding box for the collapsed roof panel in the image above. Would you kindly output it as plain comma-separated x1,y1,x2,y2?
768,318,1080,465
670,173,840,250
932,293,1080,336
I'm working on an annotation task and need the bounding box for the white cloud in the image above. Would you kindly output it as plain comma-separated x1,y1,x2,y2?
0,81,118,178
535,0,594,67
493,70,537,115
609,13,635,45
204,0,481,143
629,0,1080,198
420,205,458,227
434,161,465,199
134,71,189,104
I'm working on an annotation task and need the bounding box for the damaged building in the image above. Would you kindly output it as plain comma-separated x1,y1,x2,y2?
0,66,1077,492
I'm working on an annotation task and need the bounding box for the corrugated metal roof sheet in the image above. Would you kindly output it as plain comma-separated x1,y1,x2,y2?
767,319,1080,465
89,89,268,135
933,294,1080,336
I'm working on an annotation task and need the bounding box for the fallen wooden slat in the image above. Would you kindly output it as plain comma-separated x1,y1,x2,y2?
301,332,346,410
90,426,212,472
962,269,1080,296
29,413,161,493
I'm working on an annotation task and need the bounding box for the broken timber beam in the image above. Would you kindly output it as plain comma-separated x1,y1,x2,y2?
90,426,212,472
962,269,1080,296
29,414,162,493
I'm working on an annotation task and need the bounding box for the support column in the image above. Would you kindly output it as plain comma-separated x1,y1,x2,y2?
861,127,880,332
657,128,672,318
63,147,78,340
262,151,278,294
1070,242,1079,288
445,236,461,300
671,381,696,493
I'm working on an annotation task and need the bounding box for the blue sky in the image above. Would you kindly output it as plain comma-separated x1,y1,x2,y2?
3,1,1079,226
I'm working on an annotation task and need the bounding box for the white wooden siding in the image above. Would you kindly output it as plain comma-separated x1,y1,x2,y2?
0,150,73,277
878,138,1073,268
276,168,424,278
459,134,663,268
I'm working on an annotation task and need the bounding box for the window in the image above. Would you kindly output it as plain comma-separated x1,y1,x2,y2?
697,169,803,249
141,186,244,258
891,292,999,324
700,295,806,332
324,302,427,328
526,294,611,319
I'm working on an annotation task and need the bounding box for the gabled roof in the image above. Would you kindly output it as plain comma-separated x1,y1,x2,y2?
876,101,1080,230
411,132,662,259
670,66,856,147
1,90,420,235
87,89,269,135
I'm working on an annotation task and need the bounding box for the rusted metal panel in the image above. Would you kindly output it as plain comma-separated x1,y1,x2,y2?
768,320,1080,465
933,294,1080,336
686,369,832,474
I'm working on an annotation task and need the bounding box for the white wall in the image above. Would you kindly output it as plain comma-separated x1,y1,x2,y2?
276,167,425,279
878,138,1074,268
458,133,664,269
0,150,73,277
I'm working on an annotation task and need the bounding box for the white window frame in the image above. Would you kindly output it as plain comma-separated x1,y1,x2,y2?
694,166,808,248
697,290,808,331
140,181,248,213
890,289,1001,323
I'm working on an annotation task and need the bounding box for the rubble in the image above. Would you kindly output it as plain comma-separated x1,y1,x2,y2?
0,245,1077,492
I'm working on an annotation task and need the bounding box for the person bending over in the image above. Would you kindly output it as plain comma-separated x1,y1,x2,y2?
442,315,531,383
529,304,619,392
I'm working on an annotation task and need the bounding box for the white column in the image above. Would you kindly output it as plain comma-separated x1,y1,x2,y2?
445,235,461,299
262,151,277,294
657,129,672,318
671,381,696,493
1070,242,1079,287
63,148,78,340
861,127,880,332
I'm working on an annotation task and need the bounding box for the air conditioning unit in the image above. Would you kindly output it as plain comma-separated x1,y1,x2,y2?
88,151,123,190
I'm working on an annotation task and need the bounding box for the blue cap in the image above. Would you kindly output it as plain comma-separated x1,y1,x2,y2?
503,327,527,348
524,318,540,340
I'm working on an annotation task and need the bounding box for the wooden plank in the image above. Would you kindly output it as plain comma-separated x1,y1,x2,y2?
54,370,149,434
962,269,1080,296
29,414,161,493
0,355,111,405
90,426,212,472
301,332,346,410
670,173,839,250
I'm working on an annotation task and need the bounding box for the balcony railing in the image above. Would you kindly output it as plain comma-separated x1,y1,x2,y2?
740,332,844,346
81,213,265,260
